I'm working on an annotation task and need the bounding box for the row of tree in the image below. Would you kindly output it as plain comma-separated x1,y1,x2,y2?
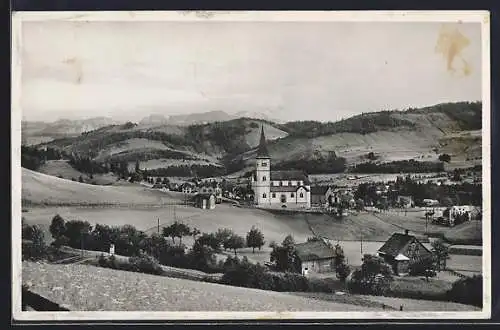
351,160,445,174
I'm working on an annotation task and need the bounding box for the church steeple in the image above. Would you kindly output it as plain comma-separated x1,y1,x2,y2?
256,125,270,158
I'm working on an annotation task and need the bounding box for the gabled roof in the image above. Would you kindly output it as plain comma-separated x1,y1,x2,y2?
256,126,270,158
377,233,415,257
270,170,310,184
295,240,336,262
310,186,330,195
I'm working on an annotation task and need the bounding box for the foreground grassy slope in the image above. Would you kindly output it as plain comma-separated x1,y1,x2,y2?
22,168,183,206
22,261,377,312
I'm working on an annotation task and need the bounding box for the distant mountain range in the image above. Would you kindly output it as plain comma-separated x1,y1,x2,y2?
138,110,282,127
23,101,482,177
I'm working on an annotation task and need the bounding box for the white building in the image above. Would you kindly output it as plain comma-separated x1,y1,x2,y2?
251,126,311,209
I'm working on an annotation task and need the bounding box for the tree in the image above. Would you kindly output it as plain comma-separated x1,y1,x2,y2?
439,154,451,163
49,214,66,240
162,221,191,246
224,233,245,256
135,159,141,173
348,254,393,295
452,169,461,182
246,226,265,253
270,235,301,272
333,243,350,283
431,239,450,271
195,233,222,251
190,227,201,240
22,224,46,260
215,228,234,250
78,175,84,183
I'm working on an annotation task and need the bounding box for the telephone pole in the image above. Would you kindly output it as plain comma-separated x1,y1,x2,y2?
157,218,160,234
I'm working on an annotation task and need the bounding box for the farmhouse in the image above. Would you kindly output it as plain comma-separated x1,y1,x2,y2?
251,126,311,209
377,230,433,276
180,182,196,194
192,193,216,210
294,239,337,275
199,182,222,203
310,186,330,206
397,195,414,208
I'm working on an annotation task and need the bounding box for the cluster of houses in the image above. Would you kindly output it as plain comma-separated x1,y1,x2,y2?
293,230,434,278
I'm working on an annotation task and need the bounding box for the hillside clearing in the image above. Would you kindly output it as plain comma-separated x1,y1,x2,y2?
22,168,183,206
22,261,378,312
37,160,119,185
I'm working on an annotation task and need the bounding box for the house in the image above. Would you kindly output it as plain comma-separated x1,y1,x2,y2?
199,182,222,203
422,199,440,207
377,230,433,276
310,186,330,206
192,193,216,210
251,126,311,209
294,239,337,275
325,187,355,208
397,195,414,208
180,182,196,194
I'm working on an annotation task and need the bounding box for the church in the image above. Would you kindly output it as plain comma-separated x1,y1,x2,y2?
251,126,311,209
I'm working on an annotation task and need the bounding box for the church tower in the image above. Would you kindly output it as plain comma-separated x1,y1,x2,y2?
253,125,271,206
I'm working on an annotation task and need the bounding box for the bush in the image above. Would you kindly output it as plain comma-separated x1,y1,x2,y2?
128,253,164,275
447,275,482,307
22,224,47,261
347,254,393,295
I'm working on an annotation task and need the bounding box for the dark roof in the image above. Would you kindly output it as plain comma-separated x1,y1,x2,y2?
310,186,330,195
256,126,270,158
378,233,416,257
294,240,336,262
270,170,310,184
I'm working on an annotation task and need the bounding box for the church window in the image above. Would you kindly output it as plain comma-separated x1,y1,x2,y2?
300,192,304,198
263,176,266,181
280,181,283,186
289,181,292,186
263,193,267,198
272,193,276,198
291,193,295,198
262,162,267,167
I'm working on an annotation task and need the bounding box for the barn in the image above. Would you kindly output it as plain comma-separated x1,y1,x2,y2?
294,239,337,275
192,193,216,210
377,230,433,276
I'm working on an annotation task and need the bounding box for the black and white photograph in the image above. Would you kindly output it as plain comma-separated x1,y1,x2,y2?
12,11,491,320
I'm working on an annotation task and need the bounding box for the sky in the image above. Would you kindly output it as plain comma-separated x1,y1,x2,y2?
20,20,483,123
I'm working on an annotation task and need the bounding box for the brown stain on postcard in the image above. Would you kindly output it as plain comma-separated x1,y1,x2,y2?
63,57,83,84
435,25,472,77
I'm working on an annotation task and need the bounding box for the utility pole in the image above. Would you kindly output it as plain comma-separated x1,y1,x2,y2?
360,233,363,259
157,218,160,234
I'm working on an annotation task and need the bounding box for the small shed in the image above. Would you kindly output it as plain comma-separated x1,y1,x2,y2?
193,193,216,210
377,230,433,276
294,239,337,275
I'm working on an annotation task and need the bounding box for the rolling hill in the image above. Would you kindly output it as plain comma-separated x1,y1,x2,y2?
21,168,183,206
23,101,482,177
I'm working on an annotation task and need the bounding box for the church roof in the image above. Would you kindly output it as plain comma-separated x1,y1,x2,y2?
256,125,270,158
270,185,310,193
270,170,310,184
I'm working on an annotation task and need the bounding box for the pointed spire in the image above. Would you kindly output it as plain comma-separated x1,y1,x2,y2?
256,125,270,158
